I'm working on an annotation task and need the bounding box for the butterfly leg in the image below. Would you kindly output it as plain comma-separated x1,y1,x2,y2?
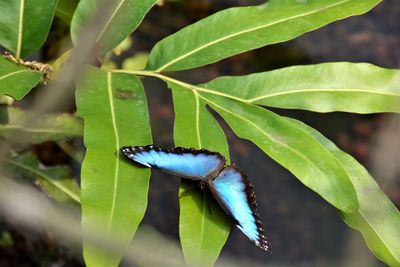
208,199,213,215
204,191,213,215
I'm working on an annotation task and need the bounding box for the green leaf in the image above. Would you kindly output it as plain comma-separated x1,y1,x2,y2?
199,93,358,213
4,152,80,203
0,107,83,144
204,62,400,114
122,53,149,71
0,56,42,100
76,67,152,267
55,0,79,25
113,36,132,56
284,118,400,266
170,84,231,267
0,231,13,246
0,0,58,58
51,48,73,76
71,0,157,57
147,0,381,72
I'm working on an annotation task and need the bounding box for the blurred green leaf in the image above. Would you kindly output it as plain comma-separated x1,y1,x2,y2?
200,93,358,213
71,0,157,57
55,0,79,25
147,0,381,72
51,48,73,77
113,36,132,56
101,60,118,71
122,53,148,71
57,140,84,163
0,56,42,100
0,0,58,58
285,118,400,266
204,62,400,113
5,152,80,203
0,231,13,246
0,107,83,144
170,84,231,267
76,67,152,267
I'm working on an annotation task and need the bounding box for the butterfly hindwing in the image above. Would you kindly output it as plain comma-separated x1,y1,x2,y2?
120,145,226,180
209,166,269,251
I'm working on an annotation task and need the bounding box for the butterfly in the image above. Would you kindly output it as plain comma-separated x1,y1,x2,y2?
120,145,270,252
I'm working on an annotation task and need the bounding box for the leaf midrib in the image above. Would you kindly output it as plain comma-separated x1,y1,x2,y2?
0,70,30,82
16,0,25,58
96,0,126,42
156,0,350,71
248,88,400,102
106,72,121,234
0,124,80,135
191,89,207,253
193,90,202,148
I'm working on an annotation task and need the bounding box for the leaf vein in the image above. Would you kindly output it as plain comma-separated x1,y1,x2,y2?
96,0,126,42
193,90,202,148
0,125,79,134
16,0,25,58
248,88,400,102
0,70,30,81
106,72,120,234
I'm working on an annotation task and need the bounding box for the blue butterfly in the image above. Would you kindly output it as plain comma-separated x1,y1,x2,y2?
120,145,270,252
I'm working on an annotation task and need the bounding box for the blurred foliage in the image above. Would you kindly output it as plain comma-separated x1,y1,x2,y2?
0,107,83,144
4,152,80,203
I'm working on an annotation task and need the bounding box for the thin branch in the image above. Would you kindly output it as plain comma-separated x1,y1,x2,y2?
111,69,251,104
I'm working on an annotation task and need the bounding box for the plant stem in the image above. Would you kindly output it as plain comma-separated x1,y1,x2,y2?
110,70,249,104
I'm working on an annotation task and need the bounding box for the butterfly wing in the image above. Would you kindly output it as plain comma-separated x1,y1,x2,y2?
120,145,226,180
209,166,270,251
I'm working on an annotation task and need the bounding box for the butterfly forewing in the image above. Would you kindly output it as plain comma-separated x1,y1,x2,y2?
209,166,270,251
121,145,226,180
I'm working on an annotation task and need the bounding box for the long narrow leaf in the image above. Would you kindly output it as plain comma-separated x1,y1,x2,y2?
284,117,400,266
200,94,358,213
71,0,157,57
147,0,380,72
204,62,400,113
76,67,152,267
170,84,231,267
0,0,58,58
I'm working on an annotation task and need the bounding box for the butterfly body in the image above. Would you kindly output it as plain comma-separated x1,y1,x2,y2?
120,145,270,252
